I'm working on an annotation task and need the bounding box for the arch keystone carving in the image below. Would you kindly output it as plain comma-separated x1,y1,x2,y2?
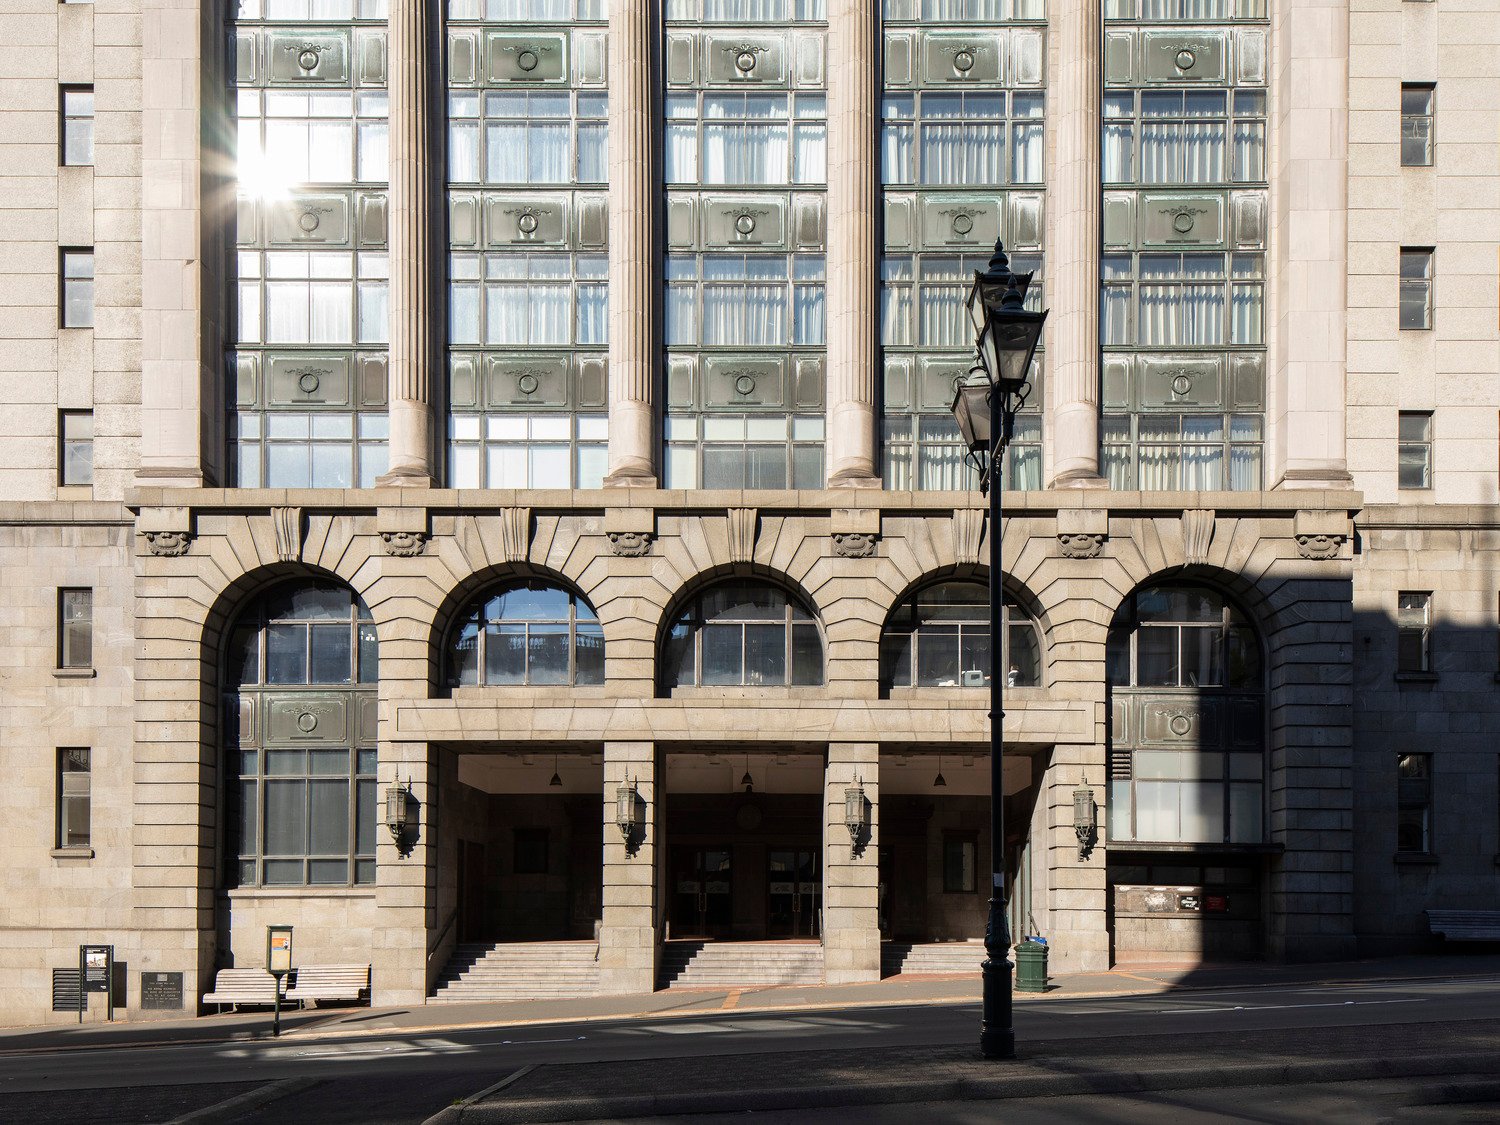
952,509,985,567
499,507,533,564
273,507,304,563
728,508,759,564
1182,509,1215,566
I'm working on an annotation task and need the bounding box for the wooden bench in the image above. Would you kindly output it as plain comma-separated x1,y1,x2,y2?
1426,910,1500,941
201,968,282,1012
284,964,370,1007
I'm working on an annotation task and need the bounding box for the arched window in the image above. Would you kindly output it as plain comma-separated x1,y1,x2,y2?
225,581,377,888
446,580,604,688
662,581,823,688
1106,583,1265,846
880,582,1041,691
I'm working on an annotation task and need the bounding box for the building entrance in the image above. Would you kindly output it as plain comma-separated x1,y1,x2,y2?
671,847,734,939
767,849,820,938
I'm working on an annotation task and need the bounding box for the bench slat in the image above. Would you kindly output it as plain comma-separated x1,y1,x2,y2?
1426,909,1500,940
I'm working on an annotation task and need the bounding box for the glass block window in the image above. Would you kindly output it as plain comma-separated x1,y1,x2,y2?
880,581,1041,692
881,91,1043,187
446,580,604,687
225,581,378,888
664,413,825,490
446,0,609,487
662,581,824,690
1101,1,1267,490
880,10,1046,491
230,0,390,487
1106,583,1265,846
663,10,827,490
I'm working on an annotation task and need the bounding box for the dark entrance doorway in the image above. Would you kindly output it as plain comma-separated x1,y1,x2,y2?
767,849,820,937
671,847,734,939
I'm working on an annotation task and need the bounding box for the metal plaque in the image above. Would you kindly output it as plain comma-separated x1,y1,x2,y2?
140,972,184,1011
267,32,351,84
266,354,353,408
486,33,568,84
1142,32,1227,85
487,355,570,408
266,695,350,746
922,33,1003,86
485,196,567,246
1140,193,1225,248
704,355,786,409
268,195,351,248
704,34,787,85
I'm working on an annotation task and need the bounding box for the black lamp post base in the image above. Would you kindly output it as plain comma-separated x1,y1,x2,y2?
979,955,1015,1059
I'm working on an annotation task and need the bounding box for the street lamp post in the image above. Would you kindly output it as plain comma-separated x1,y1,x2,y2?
950,239,1048,1061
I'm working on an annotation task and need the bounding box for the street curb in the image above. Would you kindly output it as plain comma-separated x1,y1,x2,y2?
160,1076,317,1125
441,1051,1500,1123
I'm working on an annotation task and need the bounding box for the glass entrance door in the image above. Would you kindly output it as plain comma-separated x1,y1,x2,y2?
767,848,820,937
672,847,733,939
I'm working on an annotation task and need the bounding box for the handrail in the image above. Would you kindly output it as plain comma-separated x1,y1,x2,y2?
426,908,459,970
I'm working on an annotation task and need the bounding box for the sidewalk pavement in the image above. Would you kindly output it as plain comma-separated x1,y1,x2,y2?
1,952,1496,1058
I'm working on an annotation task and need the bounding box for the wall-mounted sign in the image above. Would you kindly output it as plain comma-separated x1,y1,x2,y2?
141,972,184,1011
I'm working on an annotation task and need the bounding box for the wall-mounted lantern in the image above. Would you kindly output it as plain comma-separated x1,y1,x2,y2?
1073,784,1098,860
616,780,646,853
844,776,870,854
385,781,413,846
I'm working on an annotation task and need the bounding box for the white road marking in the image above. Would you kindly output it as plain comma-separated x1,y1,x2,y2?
1154,998,1428,1015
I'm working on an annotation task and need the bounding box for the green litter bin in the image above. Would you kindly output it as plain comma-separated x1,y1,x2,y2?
1014,939,1048,993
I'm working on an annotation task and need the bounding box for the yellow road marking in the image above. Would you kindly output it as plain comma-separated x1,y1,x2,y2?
721,990,742,1010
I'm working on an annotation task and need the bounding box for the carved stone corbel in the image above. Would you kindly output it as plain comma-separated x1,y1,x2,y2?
144,530,192,557
138,507,194,558
1056,508,1107,560
1294,509,1351,561
728,508,758,564
606,507,655,557
1182,509,1215,566
378,506,429,557
273,506,303,564
953,508,985,567
499,507,532,564
831,508,880,559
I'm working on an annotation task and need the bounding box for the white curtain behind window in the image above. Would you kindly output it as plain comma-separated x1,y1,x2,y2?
921,123,1005,185
702,124,789,185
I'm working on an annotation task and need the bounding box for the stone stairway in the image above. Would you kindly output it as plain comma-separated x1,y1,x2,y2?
430,941,601,1003
881,940,985,977
657,941,825,989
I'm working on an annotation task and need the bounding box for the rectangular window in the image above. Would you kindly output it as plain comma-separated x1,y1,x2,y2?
59,410,94,487
60,86,94,166
1396,753,1432,854
1399,248,1433,330
1400,84,1434,167
513,828,549,875
1397,411,1432,490
1397,591,1431,674
60,249,94,328
56,748,91,849
58,588,92,670
942,832,977,893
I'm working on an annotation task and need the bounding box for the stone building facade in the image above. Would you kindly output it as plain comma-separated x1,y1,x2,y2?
1,0,1497,1024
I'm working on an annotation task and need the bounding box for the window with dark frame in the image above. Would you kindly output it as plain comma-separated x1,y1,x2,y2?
57,748,91,850
60,85,93,167
60,248,94,328
1400,84,1434,167
513,828,549,875
446,581,605,688
1397,753,1432,854
1399,248,1433,330
58,588,92,669
1397,411,1432,490
661,581,824,689
60,410,94,487
942,832,977,893
1397,591,1432,674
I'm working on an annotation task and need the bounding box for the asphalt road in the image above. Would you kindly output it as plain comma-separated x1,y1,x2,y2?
6,973,1500,1124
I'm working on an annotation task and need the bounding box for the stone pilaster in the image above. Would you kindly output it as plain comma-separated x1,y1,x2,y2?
379,0,438,487
1046,0,1105,488
604,3,657,486
1039,748,1109,973
599,742,660,993
1268,0,1351,488
824,0,881,488
822,744,880,984
137,0,227,487
373,743,437,1004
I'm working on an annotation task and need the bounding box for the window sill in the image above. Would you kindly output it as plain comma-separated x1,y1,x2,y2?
53,667,96,680
222,886,377,899
51,847,94,860
1394,672,1437,686
1393,852,1439,867
56,485,93,501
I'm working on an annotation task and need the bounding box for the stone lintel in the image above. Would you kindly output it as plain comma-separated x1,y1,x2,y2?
831,507,881,537
1056,507,1107,539
605,507,655,535
377,506,429,536
138,506,192,535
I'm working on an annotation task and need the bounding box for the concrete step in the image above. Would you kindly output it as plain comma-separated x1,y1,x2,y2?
432,941,602,1002
882,941,985,976
658,942,825,989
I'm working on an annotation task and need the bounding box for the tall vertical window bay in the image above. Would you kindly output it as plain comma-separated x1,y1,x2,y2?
446,0,611,489
878,1,1046,492
229,0,392,489
1099,0,1269,491
661,4,829,490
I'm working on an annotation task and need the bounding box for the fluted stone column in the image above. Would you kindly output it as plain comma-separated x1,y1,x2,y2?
1046,0,1106,488
604,3,657,486
824,0,881,488
379,0,438,488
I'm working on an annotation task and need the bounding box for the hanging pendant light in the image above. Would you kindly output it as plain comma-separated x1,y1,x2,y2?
741,754,754,794
933,754,947,788
549,753,562,788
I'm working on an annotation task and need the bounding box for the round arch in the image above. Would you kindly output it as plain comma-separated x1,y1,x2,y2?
876,574,1045,695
